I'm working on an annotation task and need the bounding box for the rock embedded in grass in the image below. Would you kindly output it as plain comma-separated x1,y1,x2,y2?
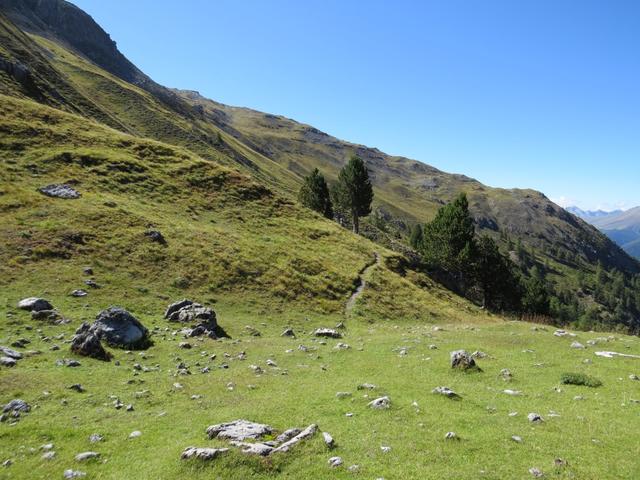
63,470,86,479
450,350,479,370
272,424,318,453
38,184,80,199
181,447,229,461
17,297,53,312
229,441,274,456
368,396,391,409
322,432,335,448
328,456,343,468
93,307,150,348
313,328,342,339
164,300,228,338
432,386,461,399
527,413,543,423
74,451,100,462
206,419,273,441
281,328,295,337
70,323,112,361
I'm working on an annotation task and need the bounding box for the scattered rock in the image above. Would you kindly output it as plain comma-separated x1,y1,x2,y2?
368,396,391,409
164,300,228,338
511,435,523,443
0,347,23,360
450,350,479,370
229,441,273,456
554,329,575,337
281,328,295,338
245,326,261,337
0,357,16,367
38,184,80,199
42,451,56,460
503,389,522,396
322,432,335,448
334,343,351,350
570,341,586,349
31,309,67,324
272,424,318,453
529,467,544,478
2,399,30,416
89,433,104,443
444,431,458,440
328,456,343,468
63,470,86,479
527,413,543,423
432,386,461,399
129,431,142,439
68,384,85,393
336,391,352,399
178,342,192,349
74,452,99,462
18,297,53,312
313,328,342,339
181,447,229,461
145,230,166,245
70,322,112,361
357,383,377,390
276,428,301,443
70,290,88,297
500,368,513,381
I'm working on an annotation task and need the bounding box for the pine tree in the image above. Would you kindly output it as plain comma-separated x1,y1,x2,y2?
420,193,476,276
331,155,374,234
474,235,522,310
298,168,333,219
409,224,423,250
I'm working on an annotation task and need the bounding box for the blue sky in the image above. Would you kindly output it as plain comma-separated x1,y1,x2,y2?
72,0,640,211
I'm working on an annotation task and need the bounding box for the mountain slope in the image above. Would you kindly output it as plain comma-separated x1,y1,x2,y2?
0,0,638,330
569,206,640,259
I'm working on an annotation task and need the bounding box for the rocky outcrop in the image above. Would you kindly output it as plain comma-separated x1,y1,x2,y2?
91,307,150,349
38,184,80,199
70,322,112,361
164,300,228,339
17,297,53,312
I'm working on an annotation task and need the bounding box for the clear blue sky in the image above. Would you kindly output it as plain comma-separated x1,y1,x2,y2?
72,0,640,211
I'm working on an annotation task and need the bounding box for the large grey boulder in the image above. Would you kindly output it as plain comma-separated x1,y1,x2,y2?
38,184,80,199
18,297,53,312
92,307,150,348
164,300,228,339
70,323,111,361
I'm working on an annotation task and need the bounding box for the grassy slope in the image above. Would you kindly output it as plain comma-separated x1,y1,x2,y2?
1,96,639,480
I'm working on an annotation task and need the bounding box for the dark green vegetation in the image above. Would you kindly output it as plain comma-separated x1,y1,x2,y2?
298,168,333,219
560,372,603,388
330,155,374,234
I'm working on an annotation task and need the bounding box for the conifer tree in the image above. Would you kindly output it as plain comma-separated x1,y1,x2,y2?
298,168,333,219
332,155,373,234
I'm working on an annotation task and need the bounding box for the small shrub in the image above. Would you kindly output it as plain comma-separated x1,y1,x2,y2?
560,372,602,387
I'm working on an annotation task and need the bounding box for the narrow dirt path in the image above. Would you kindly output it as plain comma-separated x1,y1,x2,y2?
346,252,380,313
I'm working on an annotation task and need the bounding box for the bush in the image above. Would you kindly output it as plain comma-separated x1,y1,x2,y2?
560,372,602,387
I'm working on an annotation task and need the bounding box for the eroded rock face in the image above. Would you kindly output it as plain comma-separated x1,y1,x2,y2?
164,300,228,339
70,323,112,361
18,297,53,312
38,184,81,199
206,419,272,441
93,307,150,348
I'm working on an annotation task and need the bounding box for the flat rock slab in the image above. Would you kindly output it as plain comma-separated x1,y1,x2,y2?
181,447,229,461
272,424,318,453
229,441,274,456
38,184,80,199
207,419,273,441
595,351,640,359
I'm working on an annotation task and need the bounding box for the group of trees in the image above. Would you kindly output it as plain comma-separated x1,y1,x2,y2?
298,155,373,234
412,193,549,314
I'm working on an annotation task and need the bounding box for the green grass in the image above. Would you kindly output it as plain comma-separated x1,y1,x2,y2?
1,307,640,479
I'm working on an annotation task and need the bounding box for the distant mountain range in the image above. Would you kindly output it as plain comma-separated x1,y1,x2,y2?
569,206,640,259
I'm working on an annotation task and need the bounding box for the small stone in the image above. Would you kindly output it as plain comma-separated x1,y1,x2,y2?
357,383,376,390
68,384,85,393
42,451,56,460
281,328,295,338
527,413,543,423
570,341,586,349
322,432,335,448
64,470,86,479
503,389,522,396
89,434,103,443
368,396,391,409
126,404,134,411
444,431,457,440
328,456,343,468
129,431,142,439
18,297,53,312
381,445,392,453
179,342,192,349
181,447,229,461
529,467,544,478
70,290,88,297
511,435,523,443
75,451,100,462
450,350,478,370
336,391,352,399
314,328,342,339
432,386,460,399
